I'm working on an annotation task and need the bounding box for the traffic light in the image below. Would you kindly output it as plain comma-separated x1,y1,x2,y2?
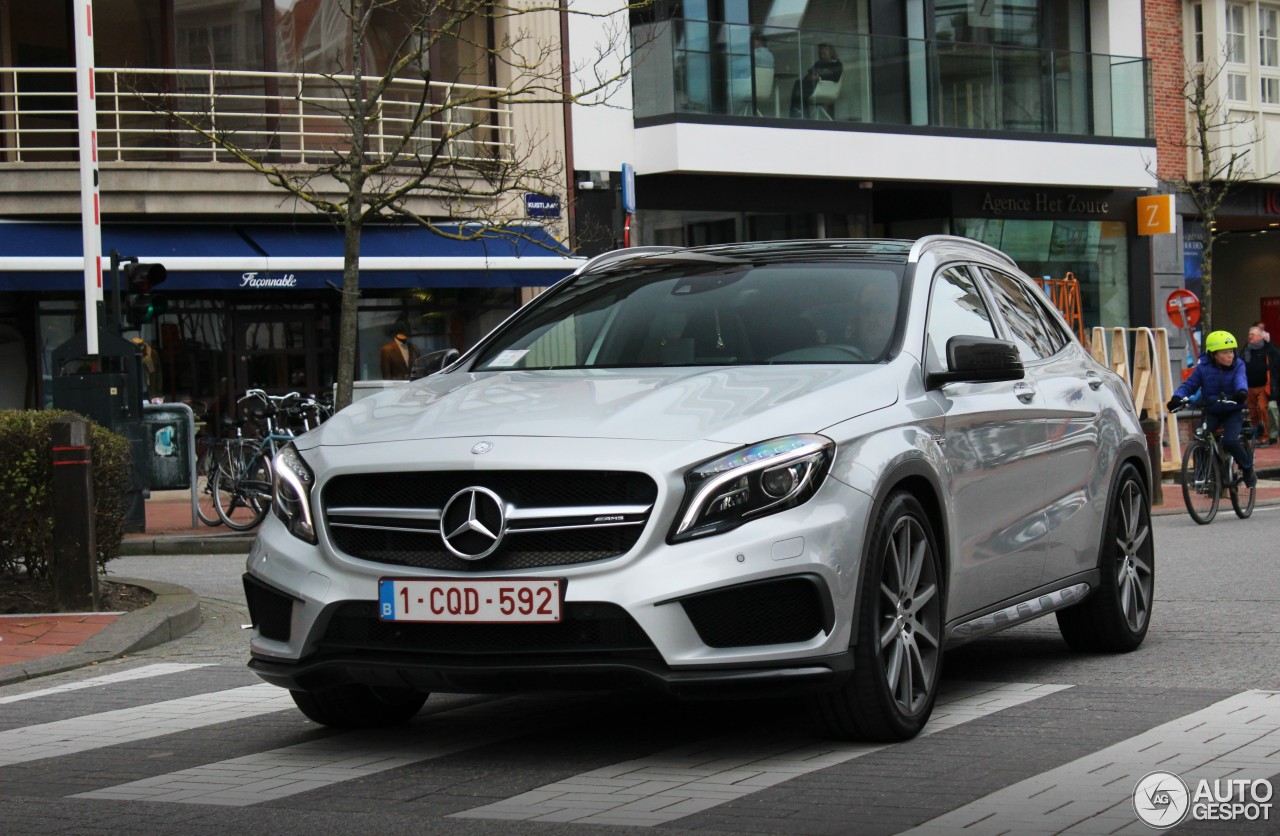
123,261,168,328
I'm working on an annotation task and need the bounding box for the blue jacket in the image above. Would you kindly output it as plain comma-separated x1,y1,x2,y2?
1174,354,1248,414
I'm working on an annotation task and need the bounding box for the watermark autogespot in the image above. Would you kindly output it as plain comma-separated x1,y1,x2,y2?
1133,771,1273,829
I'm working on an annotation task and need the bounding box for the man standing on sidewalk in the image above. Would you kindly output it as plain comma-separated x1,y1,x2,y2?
1244,324,1280,446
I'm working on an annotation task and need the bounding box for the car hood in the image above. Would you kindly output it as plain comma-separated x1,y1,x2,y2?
301,366,899,448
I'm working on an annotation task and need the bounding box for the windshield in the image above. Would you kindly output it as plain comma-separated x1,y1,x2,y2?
472,261,905,371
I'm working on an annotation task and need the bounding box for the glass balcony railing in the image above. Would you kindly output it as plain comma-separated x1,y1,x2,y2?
632,19,1152,140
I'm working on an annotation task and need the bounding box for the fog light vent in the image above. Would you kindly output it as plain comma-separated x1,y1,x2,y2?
243,574,296,642
679,575,831,648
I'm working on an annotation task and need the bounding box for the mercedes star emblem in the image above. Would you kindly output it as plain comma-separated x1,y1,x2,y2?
440,486,506,560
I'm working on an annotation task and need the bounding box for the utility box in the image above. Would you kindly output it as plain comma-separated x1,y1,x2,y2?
50,328,149,532
49,372,135,428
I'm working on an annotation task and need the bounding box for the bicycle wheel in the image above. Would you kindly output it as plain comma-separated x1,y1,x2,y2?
213,442,272,530
195,442,223,527
1180,438,1220,524
1230,439,1257,519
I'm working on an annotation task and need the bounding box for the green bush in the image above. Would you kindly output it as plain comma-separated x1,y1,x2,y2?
0,410,131,578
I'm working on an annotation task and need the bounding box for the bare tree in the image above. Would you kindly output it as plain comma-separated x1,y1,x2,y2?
138,0,642,409
1156,55,1274,332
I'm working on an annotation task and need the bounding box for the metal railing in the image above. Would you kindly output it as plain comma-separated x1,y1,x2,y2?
0,67,514,166
632,19,1151,140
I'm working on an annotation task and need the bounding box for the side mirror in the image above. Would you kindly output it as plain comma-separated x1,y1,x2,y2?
410,348,460,380
926,336,1024,389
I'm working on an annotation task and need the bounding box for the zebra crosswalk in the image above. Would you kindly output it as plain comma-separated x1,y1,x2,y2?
0,662,1277,834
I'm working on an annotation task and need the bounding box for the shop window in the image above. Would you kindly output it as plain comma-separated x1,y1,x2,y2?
955,217,1129,330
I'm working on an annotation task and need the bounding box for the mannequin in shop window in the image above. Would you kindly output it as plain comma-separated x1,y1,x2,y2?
380,332,420,380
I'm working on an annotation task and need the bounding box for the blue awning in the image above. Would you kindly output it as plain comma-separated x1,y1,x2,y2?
0,220,581,292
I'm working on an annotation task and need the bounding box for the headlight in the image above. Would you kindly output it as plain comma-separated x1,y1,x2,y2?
272,444,317,544
669,435,834,543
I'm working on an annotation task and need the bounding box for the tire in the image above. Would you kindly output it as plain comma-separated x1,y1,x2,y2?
1180,438,1220,525
290,685,428,728
195,442,222,526
808,491,943,741
1229,439,1257,520
196,470,222,527
213,443,271,531
1056,462,1153,652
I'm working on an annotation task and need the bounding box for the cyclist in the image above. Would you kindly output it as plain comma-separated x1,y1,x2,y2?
1168,330,1256,489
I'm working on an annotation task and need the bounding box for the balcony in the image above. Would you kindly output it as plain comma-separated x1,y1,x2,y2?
632,19,1151,141
0,67,514,166
0,66,516,216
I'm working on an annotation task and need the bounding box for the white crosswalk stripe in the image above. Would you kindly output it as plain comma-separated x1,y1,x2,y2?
450,681,1071,826
0,663,214,705
0,684,293,767
74,695,577,806
902,689,1280,835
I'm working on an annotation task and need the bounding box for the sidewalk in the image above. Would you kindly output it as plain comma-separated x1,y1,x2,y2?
3,445,1279,686
119,489,258,555
1149,429,1280,515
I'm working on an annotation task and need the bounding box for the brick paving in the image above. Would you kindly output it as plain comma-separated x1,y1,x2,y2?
0,614,121,668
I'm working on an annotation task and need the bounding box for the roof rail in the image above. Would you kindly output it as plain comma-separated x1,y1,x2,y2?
573,246,684,275
908,235,1019,269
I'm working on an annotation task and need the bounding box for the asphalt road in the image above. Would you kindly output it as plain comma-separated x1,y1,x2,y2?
1,508,1277,835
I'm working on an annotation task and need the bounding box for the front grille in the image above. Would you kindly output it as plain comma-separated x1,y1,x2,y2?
679,576,830,648
327,527,642,571
326,471,657,509
317,600,657,656
323,470,658,571
243,574,296,642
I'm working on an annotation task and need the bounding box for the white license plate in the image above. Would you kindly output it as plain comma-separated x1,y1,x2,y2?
378,578,561,623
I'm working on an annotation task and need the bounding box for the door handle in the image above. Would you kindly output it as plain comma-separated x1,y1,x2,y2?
1013,382,1036,403
1085,371,1103,390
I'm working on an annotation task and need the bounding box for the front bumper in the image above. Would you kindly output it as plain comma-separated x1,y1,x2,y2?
247,648,856,700
245,444,874,695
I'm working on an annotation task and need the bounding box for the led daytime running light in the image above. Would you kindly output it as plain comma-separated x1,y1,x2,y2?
674,435,832,539
273,445,316,542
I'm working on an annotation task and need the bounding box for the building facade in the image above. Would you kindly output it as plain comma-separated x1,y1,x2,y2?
0,0,579,415
568,0,1159,340
1171,1,1280,345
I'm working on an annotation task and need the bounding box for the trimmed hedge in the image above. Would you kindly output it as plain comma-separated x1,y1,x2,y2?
0,410,131,578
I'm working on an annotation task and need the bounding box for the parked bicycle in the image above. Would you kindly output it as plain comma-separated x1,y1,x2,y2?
1171,398,1257,524
210,390,317,531
195,419,261,527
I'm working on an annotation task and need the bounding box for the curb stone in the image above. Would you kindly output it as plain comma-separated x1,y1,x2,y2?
121,536,256,556
0,577,202,687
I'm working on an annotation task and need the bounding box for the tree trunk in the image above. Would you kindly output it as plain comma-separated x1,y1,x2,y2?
336,218,362,411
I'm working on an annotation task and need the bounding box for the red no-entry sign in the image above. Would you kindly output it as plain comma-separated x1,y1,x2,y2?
1165,289,1201,328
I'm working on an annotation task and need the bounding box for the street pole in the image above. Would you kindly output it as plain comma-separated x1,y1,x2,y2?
73,0,102,354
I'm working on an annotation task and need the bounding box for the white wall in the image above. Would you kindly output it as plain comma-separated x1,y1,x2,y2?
568,0,636,172
633,123,1157,188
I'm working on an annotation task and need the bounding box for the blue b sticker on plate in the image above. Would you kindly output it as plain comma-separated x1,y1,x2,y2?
378,580,396,620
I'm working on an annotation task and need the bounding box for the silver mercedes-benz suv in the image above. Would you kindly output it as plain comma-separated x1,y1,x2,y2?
245,236,1153,741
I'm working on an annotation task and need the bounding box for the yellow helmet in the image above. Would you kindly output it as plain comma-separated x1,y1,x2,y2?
1205,330,1238,353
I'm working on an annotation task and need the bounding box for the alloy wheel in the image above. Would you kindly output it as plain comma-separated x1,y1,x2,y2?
1113,478,1153,633
878,516,941,715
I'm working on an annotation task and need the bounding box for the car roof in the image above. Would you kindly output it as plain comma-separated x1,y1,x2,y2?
574,236,1018,276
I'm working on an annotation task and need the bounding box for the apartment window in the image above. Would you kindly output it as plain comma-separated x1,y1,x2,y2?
1227,4,1249,100
1262,7,1279,65
1262,6,1280,103
1193,4,1204,63
1228,4,1248,63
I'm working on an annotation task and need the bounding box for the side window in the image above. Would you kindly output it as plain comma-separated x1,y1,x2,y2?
979,268,1064,361
926,266,997,370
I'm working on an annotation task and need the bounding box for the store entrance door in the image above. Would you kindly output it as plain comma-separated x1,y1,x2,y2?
233,312,318,397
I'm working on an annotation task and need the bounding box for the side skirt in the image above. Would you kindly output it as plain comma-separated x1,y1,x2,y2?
944,576,1096,648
